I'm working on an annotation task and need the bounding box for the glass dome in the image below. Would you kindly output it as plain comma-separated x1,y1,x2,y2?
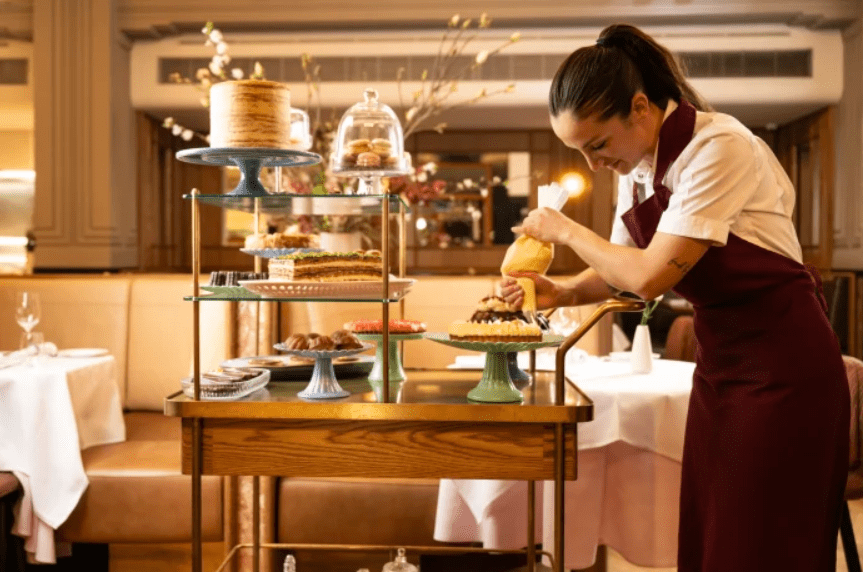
330,88,411,180
289,108,312,151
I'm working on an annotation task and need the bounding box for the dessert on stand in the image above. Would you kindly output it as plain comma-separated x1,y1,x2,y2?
345,319,427,401
273,337,374,399
330,88,412,195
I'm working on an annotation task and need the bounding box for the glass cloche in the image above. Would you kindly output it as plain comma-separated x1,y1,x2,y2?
289,108,312,151
330,88,411,181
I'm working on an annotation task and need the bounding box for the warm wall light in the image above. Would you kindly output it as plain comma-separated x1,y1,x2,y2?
559,172,586,198
415,217,428,231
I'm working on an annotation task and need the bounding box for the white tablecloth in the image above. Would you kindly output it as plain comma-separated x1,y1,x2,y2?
434,356,695,570
0,355,125,563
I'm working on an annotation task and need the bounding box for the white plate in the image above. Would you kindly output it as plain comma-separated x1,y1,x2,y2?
58,348,110,358
608,351,660,361
239,277,415,300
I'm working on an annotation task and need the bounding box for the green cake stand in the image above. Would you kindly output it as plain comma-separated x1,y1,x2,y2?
355,332,424,401
424,332,565,403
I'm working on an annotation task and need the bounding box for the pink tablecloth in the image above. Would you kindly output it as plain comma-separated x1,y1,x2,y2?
434,356,695,570
0,354,125,563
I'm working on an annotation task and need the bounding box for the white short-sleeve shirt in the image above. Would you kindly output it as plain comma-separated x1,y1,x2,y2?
609,100,802,263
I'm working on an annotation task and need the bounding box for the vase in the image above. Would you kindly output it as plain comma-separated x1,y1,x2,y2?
318,231,363,252
631,324,653,374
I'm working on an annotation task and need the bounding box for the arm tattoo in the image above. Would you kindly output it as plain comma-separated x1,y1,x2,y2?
668,257,692,274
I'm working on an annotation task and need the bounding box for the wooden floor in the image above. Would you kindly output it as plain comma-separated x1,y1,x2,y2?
109,499,863,572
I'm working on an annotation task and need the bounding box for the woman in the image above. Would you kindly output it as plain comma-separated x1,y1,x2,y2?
502,24,849,571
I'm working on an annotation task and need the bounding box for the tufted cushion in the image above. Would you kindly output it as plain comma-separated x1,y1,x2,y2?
125,275,232,411
277,477,439,546
0,275,131,402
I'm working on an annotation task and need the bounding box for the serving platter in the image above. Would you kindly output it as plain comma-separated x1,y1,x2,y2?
240,278,414,300
221,354,373,381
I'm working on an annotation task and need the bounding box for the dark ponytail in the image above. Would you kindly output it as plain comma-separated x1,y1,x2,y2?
549,24,711,121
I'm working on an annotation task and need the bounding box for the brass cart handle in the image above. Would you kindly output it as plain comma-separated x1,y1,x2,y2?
553,296,646,405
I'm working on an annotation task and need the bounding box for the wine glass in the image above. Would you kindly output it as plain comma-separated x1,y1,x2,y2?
15,291,41,349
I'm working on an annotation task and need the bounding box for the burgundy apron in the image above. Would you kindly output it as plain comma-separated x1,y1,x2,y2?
622,99,849,571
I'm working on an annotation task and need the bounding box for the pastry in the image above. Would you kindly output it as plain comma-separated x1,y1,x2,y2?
469,295,528,324
346,138,371,154
247,357,285,367
284,333,309,350
244,232,317,250
208,80,292,149
344,319,427,334
268,250,383,282
447,320,542,342
331,329,364,349
308,335,335,351
208,271,267,286
370,138,392,158
447,296,542,341
356,152,382,168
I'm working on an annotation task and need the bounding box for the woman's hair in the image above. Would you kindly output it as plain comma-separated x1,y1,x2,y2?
549,24,712,121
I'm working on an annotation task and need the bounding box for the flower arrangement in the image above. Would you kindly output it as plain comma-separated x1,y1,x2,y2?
386,162,448,205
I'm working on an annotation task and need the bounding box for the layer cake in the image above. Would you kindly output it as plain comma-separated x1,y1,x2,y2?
268,250,382,282
209,80,292,149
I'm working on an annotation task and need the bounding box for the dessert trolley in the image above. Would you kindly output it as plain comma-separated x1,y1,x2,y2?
168,91,645,572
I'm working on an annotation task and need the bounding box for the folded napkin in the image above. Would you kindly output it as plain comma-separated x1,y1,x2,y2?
0,343,58,369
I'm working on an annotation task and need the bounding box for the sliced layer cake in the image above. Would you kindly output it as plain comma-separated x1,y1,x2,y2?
268,250,382,282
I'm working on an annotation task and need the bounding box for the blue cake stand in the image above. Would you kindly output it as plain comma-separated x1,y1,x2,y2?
272,342,374,400
176,147,322,197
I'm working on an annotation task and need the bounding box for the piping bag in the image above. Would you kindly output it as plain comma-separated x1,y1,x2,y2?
500,183,569,316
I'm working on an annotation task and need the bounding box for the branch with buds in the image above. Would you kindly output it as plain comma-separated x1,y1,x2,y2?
398,14,520,139
162,22,266,144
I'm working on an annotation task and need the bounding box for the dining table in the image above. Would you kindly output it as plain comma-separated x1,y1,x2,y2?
433,352,696,570
0,350,125,564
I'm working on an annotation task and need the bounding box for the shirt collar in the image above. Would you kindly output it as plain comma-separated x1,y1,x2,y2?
633,99,678,184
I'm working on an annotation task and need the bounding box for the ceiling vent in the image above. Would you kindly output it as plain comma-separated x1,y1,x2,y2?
130,25,843,129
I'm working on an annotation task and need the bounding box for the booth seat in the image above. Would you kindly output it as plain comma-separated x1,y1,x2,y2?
0,274,229,546
0,273,606,561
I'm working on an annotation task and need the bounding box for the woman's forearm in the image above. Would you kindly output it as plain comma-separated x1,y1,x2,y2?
559,221,710,300
556,268,620,306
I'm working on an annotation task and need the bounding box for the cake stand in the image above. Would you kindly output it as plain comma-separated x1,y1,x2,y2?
354,332,424,401
176,147,322,197
424,333,565,403
272,342,373,399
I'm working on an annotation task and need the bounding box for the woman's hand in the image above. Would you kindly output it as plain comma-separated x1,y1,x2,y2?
511,207,577,244
499,271,570,311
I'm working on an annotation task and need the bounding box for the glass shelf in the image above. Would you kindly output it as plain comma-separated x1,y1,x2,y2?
184,295,406,303
182,193,409,215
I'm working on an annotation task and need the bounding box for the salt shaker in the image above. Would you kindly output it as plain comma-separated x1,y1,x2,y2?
382,548,418,572
283,554,296,572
